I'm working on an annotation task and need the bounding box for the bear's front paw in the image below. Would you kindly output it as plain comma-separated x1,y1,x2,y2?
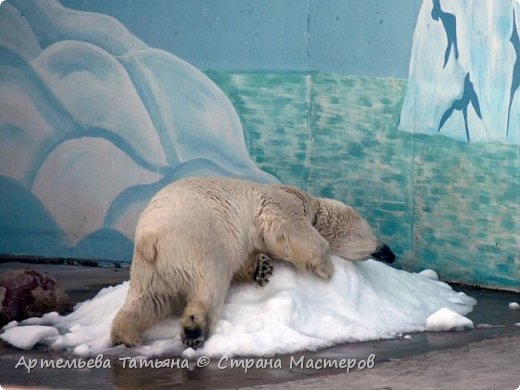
254,253,274,287
181,326,206,349
312,259,334,281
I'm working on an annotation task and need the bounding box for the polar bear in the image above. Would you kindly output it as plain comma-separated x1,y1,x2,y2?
111,177,395,349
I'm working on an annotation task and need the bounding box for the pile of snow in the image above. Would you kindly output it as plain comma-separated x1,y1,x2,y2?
426,308,474,331
418,269,439,281
509,302,520,310
1,257,476,358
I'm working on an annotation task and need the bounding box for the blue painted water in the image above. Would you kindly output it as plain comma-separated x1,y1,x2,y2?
209,71,520,291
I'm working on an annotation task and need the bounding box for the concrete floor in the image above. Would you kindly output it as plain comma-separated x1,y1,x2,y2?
0,261,519,389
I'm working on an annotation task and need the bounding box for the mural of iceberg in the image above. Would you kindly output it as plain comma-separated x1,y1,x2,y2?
399,0,520,143
0,0,276,261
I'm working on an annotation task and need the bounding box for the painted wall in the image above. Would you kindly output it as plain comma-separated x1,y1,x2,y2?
59,0,423,78
0,0,519,290
0,0,275,261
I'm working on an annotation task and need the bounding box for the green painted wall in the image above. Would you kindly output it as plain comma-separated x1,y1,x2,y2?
208,71,520,291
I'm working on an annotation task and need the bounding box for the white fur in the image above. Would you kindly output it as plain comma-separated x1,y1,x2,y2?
111,177,383,347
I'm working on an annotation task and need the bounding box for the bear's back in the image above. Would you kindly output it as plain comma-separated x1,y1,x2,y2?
136,177,263,245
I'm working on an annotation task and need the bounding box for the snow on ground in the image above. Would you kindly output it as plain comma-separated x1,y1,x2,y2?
418,269,439,281
1,325,58,350
425,308,474,331
475,323,498,329
0,257,476,358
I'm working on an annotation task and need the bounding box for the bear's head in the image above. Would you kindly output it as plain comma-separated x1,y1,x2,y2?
312,198,395,263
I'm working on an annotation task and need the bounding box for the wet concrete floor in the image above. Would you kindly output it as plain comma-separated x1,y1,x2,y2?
0,261,519,389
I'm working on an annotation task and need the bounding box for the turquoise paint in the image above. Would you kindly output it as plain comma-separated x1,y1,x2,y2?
0,176,133,262
209,71,519,291
0,176,68,257
205,71,311,189
72,229,133,261
60,0,421,78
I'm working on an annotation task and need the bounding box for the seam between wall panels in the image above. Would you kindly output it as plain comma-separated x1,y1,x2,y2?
517,132,520,275
409,92,416,266
410,72,417,266
304,0,312,193
408,0,418,266
304,73,313,193
306,0,311,69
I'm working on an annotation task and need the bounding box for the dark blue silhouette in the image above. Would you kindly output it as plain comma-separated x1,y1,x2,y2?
431,0,459,68
507,10,520,137
438,73,482,142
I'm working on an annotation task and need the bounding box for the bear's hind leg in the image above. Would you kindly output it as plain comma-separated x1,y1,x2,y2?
111,291,171,347
179,300,209,349
231,252,274,286
180,270,232,349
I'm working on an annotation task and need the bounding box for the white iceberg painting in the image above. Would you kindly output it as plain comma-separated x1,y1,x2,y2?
0,0,276,256
400,0,520,143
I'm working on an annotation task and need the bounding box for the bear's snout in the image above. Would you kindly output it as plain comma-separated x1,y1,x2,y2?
371,243,396,263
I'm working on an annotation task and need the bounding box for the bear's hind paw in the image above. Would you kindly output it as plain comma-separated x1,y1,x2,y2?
254,253,274,287
181,326,206,349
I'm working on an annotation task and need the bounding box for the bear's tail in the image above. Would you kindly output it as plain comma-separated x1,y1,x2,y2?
135,232,157,263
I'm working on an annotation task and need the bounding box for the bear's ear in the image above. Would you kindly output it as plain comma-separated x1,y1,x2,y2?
274,185,311,202
275,184,317,220
310,198,323,228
